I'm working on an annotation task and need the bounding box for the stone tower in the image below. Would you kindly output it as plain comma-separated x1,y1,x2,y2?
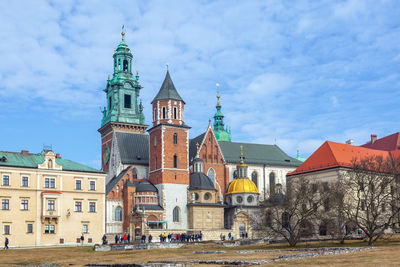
213,89,231,142
148,69,190,229
98,28,147,173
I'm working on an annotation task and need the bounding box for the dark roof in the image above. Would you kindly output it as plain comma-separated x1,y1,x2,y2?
189,172,216,191
0,151,103,174
136,180,158,193
218,141,302,167
189,133,206,162
134,204,163,211
151,70,184,103
106,167,130,195
116,132,149,165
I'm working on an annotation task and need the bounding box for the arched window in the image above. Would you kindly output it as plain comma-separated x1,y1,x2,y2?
173,155,178,168
173,107,177,119
115,206,122,221
251,171,258,189
162,107,166,119
173,133,178,145
269,172,276,195
207,168,215,184
173,206,180,222
123,60,128,71
132,168,138,179
48,159,53,169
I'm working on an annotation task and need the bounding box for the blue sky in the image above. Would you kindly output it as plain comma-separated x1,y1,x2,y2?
0,0,399,169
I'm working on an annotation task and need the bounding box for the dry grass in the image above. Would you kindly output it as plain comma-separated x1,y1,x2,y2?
1,239,400,267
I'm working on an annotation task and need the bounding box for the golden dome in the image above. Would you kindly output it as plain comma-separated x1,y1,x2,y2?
227,178,259,194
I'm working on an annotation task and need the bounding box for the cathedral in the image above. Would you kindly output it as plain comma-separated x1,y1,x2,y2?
99,30,302,239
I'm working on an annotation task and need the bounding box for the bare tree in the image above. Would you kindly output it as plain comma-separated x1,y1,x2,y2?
263,178,325,247
340,155,400,245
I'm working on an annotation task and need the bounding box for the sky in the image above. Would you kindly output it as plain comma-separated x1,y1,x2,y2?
0,0,399,169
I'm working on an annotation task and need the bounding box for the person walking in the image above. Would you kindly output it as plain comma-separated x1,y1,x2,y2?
4,237,9,250
102,234,107,245
148,234,152,243
127,233,130,244
115,235,119,244
123,233,127,244
80,234,84,246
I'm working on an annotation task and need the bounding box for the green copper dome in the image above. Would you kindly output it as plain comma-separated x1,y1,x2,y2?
101,27,145,127
213,89,231,142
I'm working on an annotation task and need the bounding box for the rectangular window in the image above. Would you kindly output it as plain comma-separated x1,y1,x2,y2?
83,224,88,234
153,108,156,121
124,94,131,109
22,177,29,187
48,200,55,211
3,175,9,186
173,107,177,119
4,225,10,235
44,224,55,234
89,202,96,212
2,199,9,210
162,107,166,119
45,178,55,188
75,180,82,190
108,96,112,110
21,199,28,210
27,223,33,233
75,201,82,212
90,181,96,191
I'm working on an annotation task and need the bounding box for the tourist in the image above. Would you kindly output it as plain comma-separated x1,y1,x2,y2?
115,235,119,244
159,233,163,242
127,233,131,243
80,234,84,246
245,232,248,239
102,234,107,245
228,232,231,240
4,237,9,250
200,231,203,241
119,235,123,243
123,233,127,243
148,234,152,243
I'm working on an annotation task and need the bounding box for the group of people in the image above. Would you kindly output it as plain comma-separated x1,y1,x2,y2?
158,232,203,243
114,233,131,244
140,234,152,243
219,232,248,241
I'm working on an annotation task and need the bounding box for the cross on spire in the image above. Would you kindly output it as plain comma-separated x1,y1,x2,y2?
121,25,125,41
196,142,200,155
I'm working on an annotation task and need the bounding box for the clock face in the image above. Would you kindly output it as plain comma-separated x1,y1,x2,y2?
103,146,110,164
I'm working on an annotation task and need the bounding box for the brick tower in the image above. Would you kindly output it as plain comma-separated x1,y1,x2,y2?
148,69,190,230
98,27,147,177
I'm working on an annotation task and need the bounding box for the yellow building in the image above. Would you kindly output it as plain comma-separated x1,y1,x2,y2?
0,149,106,247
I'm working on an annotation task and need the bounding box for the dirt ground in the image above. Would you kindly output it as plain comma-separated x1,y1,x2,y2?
1,239,400,267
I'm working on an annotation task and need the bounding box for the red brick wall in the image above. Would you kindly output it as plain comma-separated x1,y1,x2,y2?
152,100,185,126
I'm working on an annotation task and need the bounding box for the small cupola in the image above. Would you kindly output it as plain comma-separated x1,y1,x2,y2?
236,145,248,178
192,142,204,173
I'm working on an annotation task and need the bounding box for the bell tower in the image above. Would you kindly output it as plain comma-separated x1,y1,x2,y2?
148,69,190,229
98,27,147,173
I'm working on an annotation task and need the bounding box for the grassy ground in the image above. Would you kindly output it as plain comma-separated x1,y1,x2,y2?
1,238,400,266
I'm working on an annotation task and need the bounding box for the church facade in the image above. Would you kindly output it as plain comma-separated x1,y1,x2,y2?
100,31,302,239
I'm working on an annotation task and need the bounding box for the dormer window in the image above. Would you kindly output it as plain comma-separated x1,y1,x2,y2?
0,156,6,162
48,159,53,169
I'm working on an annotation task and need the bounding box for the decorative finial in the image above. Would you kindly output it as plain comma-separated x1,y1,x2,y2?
196,142,200,154
297,149,299,157
108,74,110,80
166,63,169,71
121,25,125,41
240,144,244,162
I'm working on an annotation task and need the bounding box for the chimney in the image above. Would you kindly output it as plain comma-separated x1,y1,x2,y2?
345,139,354,145
21,150,29,155
55,154,60,159
371,134,377,144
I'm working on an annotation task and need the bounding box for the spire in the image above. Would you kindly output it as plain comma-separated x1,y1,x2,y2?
236,144,248,178
121,25,125,42
151,69,184,104
213,84,231,142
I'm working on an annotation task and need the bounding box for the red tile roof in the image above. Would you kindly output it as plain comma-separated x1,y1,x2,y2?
361,132,400,151
288,141,389,176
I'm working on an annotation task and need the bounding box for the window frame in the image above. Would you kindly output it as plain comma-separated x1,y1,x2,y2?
83,224,88,234
47,200,55,211
173,206,180,222
124,94,131,109
45,178,56,188
21,176,29,187
173,106,177,119
162,107,166,119
173,154,178,168
21,199,28,210
2,199,10,210
2,175,9,186
4,225,10,235
75,201,82,212
89,202,96,213
173,133,178,145
75,179,82,190
89,181,96,191
27,223,33,234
